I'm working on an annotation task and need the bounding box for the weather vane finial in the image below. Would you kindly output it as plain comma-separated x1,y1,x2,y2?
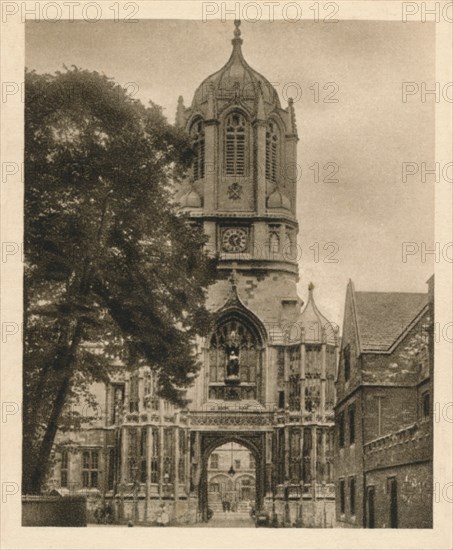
232,19,243,46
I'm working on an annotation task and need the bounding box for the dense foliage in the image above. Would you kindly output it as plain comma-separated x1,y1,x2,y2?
23,67,217,493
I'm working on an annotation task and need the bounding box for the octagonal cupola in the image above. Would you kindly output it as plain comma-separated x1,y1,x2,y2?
175,20,300,278
298,283,338,345
190,20,281,119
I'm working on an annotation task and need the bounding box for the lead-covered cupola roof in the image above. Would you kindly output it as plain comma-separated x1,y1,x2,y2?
298,283,338,345
191,20,281,114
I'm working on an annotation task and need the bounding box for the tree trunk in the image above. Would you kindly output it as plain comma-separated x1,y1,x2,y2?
25,320,84,494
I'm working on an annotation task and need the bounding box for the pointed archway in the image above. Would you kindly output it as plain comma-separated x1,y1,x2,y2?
198,432,265,522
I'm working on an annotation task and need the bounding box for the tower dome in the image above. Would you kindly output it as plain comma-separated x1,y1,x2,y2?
298,283,338,345
191,20,281,114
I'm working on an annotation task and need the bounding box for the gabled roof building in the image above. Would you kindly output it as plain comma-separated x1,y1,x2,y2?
334,277,433,528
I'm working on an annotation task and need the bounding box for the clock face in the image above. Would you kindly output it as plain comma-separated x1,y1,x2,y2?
222,228,248,253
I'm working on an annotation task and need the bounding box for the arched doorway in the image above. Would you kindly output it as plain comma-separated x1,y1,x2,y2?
206,443,256,515
198,433,265,521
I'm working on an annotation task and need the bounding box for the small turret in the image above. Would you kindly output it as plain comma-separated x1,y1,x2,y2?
298,283,337,344
287,97,298,138
175,95,186,127
267,188,291,210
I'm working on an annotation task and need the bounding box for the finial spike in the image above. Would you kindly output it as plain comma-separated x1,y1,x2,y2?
175,96,186,127
232,19,243,47
229,268,238,290
309,282,315,292
288,97,298,137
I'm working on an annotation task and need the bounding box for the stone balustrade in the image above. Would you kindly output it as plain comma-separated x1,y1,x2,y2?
364,421,431,471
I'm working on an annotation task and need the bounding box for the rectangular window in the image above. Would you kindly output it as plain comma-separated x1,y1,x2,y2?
210,453,219,469
225,114,246,177
61,450,69,488
343,345,351,381
316,429,323,480
367,486,375,528
389,477,398,528
302,428,312,485
289,374,300,411
305,345,321,376
128,428,138,483
234,459,241,470
225,134,245,176
82,450,99,488
339,479,345,514
278,390,285,410
236,134,245,176
326,376,335,410
163,428,174,483
277,347,285,386
290,429,301,483
249,453,255,469
129,374,139,413
178,429,186,483
288,347,300,412
326,430,334,483
140,428,147,483
348,405,356,445
276,428,285,484
338,412,345,448
422,391,430,418
150,428,159,484
349,477,356,516
108,448,115,491
111,384,124,424
225,134,235,175
305,379,321,413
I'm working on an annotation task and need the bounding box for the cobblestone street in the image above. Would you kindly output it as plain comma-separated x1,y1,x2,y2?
190,512,255,528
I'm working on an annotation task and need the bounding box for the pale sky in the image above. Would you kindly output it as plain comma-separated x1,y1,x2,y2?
25,20,435,328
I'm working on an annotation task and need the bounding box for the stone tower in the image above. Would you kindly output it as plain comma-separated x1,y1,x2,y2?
177,20,301,404
176,21,338,525
49,21,338,528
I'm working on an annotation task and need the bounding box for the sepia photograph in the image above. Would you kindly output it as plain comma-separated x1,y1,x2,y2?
1,1,452,548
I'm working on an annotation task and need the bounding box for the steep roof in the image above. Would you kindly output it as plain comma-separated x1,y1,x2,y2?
352,289,428,352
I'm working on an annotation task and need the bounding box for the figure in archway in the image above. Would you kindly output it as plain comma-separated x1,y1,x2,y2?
226,345,240,383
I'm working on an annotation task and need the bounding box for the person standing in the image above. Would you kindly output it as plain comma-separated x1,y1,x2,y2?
160,504,169,527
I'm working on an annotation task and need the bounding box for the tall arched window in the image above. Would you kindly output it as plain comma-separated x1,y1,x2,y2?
266,121,279,183
225,113,247,176
209,318,260,400
191,119,205,181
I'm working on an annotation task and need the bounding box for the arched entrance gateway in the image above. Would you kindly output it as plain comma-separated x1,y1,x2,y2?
190,292,271,522
198,435,264,521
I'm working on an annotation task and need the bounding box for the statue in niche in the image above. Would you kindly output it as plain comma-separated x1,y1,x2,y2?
225,330,240,384
226,348,240,378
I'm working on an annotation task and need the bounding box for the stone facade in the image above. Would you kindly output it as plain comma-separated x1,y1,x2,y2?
48,21,337,527
334,276,433,528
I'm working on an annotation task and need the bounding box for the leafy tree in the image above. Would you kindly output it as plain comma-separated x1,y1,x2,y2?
23,67,217,494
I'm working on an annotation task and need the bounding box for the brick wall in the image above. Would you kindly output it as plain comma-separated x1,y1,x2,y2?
364,462,432,528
